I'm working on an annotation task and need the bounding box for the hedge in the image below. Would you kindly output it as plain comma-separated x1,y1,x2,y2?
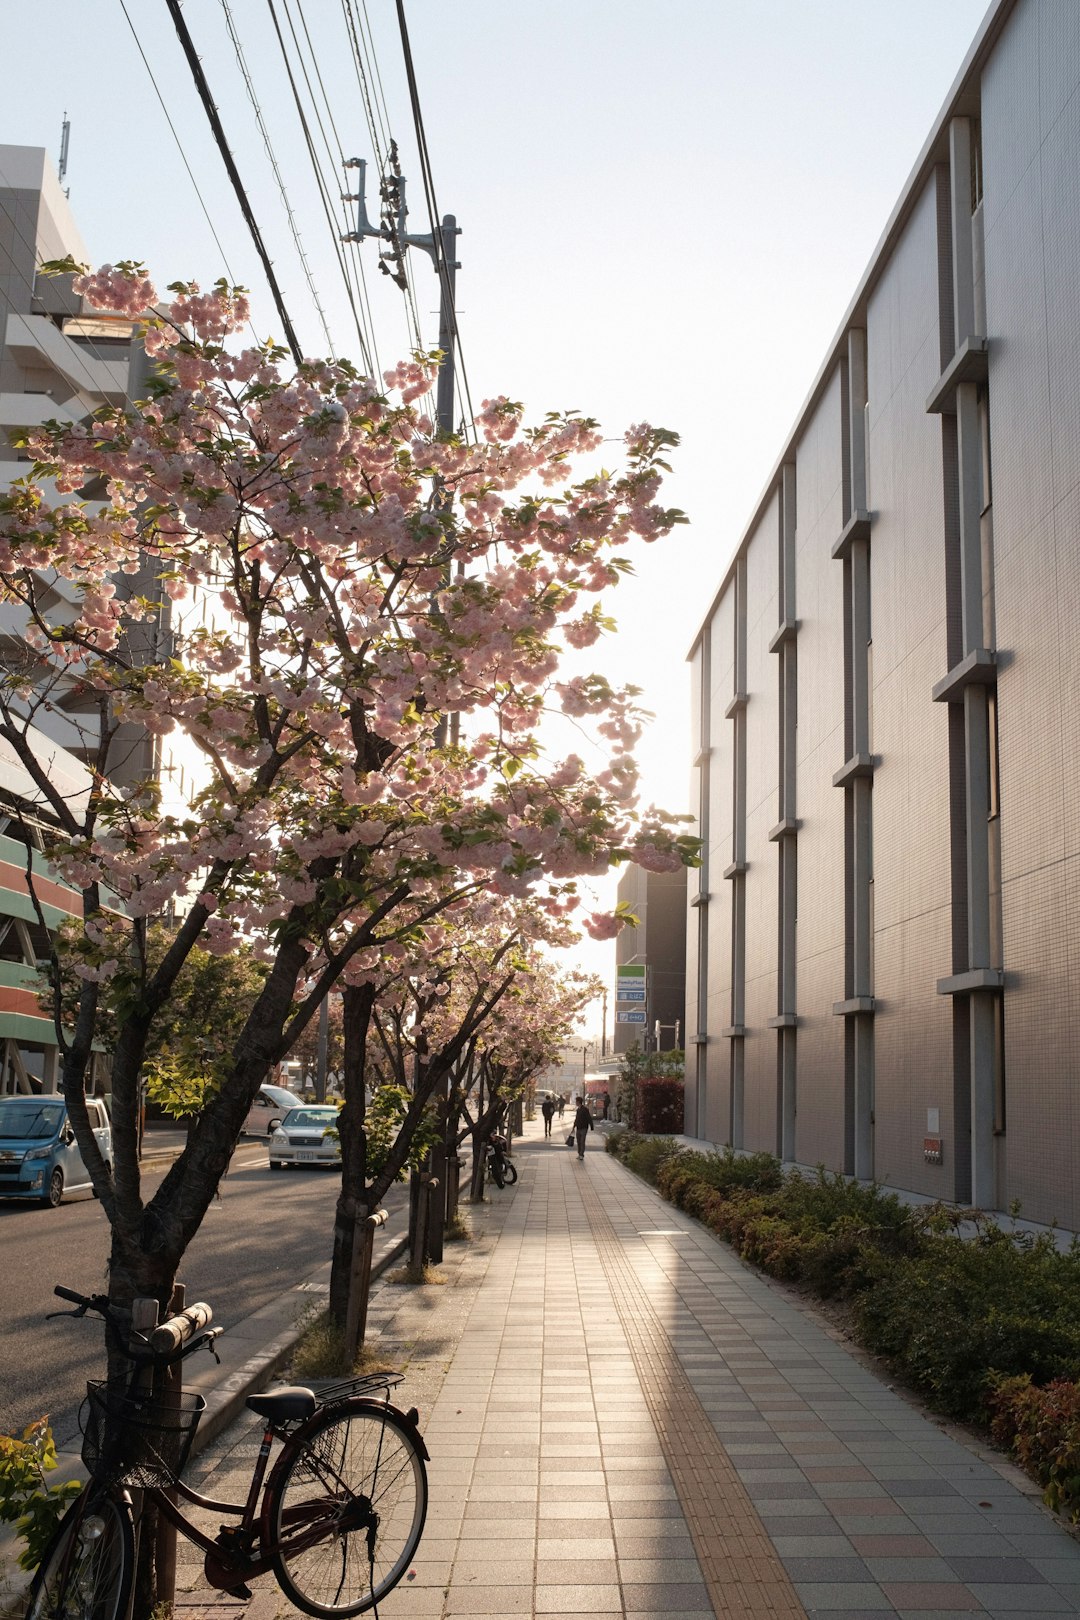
634,1075,684,1134
605,1130,1080,1520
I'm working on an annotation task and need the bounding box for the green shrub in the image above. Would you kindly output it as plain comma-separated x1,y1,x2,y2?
659,1146,783,1198
856,1225,1080,1422
0,1418,82,1571
625,1136,682,1185
635,1076,684,1134
989,1374,1080,1521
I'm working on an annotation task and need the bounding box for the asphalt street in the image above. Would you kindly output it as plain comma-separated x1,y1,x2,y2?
1,1140,354,1449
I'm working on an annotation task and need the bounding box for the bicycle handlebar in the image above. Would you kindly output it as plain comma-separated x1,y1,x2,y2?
51,1286,221,1364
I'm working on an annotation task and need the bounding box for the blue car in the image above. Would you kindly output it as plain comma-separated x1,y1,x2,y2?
0,1094,112,1207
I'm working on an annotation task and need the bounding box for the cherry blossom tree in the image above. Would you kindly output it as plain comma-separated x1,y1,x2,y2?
0,261,695,1338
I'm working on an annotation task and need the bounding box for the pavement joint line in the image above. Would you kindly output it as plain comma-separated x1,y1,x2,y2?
577,1161,808,1620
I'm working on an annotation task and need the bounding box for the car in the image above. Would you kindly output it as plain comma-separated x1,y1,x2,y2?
0,1094,112,1207
268,1106,341,1170
242,1084,302,1137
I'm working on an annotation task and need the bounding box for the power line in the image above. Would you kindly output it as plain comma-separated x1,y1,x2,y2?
264,0,377,373
340,0,389,167
164,0,304,366
394,0,475,436
288,0,395,359
219,0,336,358
118,1,241,295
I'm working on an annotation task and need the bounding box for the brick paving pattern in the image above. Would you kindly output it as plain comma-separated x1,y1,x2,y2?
176,1121,1080,1618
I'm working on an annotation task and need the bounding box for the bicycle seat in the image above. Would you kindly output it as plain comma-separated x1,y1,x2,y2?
246,1386,317,1421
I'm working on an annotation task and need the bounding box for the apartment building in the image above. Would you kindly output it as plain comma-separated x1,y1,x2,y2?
686,0,1080,1228
614,864,687,1056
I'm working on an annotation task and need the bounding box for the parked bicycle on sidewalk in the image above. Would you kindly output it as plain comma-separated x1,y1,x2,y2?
485,1130,517,1188
27,1285,429,1618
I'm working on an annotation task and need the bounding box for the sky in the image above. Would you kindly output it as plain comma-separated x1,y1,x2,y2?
0,0,992,1032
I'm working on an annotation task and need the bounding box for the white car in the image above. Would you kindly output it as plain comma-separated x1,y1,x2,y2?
268,1106,341,1170
243,1084,302,1137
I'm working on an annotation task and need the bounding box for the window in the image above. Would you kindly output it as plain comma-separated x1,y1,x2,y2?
987,691,1000,820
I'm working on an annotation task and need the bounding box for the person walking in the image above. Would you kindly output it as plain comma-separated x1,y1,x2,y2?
557,1094,566,1120
573,1096,593,1160
541,1095,555,1137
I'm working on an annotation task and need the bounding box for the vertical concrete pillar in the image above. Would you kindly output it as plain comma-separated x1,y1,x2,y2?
854,1015,875,1182
949,119,976,344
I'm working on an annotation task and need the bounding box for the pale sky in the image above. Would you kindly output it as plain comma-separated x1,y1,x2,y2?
1,0,992,1026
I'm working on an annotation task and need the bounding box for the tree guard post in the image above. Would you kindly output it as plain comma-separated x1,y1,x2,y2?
344,1208,387,1362
446,1152,462,1222
155,1282,184,1605
130,1296,161,1614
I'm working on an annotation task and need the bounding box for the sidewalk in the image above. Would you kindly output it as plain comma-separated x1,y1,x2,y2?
176,1118,1080,1618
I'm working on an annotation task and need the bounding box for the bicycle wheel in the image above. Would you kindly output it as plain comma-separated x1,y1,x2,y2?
269,1400,427,1617
502,1158,518,1185
25,1485,133,1620
488,1156,504,1189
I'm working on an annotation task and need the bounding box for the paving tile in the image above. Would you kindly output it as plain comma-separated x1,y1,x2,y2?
880,1583,984,1610
771,1534,858,1558
445,1587,533,1614
534,1586,623,1612
945,1558,1044,1584
964,1589,1074,1613
793,1584,894,1611
621,1584,714,1611
535,1560,620,1584
781,1555,874,1581
864,1557,958,1582
616,1557,704,1582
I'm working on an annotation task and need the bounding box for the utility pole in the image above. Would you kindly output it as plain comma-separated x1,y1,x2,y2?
601,988,608,1058
342,152,460,433
342,155,462,1256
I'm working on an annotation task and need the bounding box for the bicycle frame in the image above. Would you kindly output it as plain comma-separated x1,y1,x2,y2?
148,1397,424,1591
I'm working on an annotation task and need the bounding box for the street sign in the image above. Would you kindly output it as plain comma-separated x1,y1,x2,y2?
615,989,645,1003
616,1010,647,1024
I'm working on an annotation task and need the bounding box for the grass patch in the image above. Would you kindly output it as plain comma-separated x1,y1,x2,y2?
388,1261,447,1286
445,1208,472,1243
288,1308,396,1380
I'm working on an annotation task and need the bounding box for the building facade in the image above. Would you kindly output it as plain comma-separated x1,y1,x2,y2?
614,864,687,1055
686,0,1080,1228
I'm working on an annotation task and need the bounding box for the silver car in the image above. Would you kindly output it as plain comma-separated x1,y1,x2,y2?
268,1106,341,1170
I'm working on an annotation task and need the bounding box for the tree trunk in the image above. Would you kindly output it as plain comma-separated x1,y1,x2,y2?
469,1125,486,1202
328,983,374,1332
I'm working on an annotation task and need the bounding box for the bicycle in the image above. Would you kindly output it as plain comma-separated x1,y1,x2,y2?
485,1131,517,1189
27,1285,429,1618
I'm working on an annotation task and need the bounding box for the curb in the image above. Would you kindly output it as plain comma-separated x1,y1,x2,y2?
192,1232,409,1455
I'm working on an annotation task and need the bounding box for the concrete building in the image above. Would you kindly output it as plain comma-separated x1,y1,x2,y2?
686,0,1080,1228
0,144,169,790
0,724,96,1095
614,864,686,1055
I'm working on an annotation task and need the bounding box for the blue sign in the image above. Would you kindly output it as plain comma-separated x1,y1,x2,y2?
616,989,646,1003
616,1010,647,1024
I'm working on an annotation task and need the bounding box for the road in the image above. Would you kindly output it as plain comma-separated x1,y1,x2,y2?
1,1140,353,1448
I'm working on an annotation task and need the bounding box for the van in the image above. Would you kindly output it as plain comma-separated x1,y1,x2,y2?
0,1094,112,1207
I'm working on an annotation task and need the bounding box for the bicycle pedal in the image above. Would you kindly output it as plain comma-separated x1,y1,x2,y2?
224,1584,253,1599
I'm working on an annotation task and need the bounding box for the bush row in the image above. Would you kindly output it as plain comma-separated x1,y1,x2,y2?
606,1130,1080,1522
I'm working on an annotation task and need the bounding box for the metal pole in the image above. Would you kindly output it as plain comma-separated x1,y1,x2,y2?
601,989,608,1057
315,994,329,1103
435,216,457,435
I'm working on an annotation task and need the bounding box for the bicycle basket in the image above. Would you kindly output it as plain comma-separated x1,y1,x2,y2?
81,1380,205,1489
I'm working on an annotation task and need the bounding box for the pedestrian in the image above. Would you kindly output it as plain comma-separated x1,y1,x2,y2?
573,1096,593,1160
601,1089,611,1121
541,1094,555,1137
557,1094,566,1119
